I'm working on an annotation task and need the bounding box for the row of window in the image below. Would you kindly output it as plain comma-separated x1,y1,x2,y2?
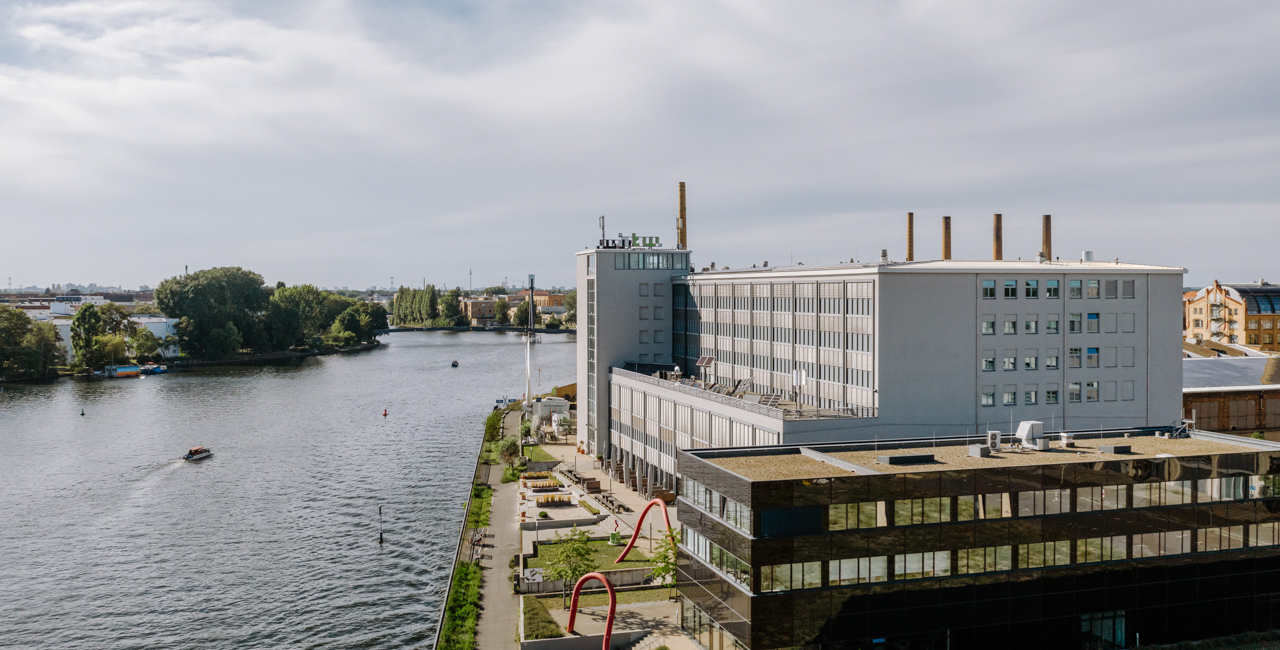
824,478,1261,531
684,528,752,590
755,522,1280,593
1247,334,1278,345
981,346,1137,372
638,283,665,297
980,380,1137,406
683,478,752,533
613,252,689,270
981,313,1137,335
982,279,1136,300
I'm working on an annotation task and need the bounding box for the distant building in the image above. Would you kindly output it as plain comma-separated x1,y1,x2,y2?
1184,355,1280,434
462,298,499,325
50,317,179,362
1183,280,1280,351
512,289,565,308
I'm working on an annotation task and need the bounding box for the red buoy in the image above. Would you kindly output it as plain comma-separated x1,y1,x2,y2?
383,409,388,418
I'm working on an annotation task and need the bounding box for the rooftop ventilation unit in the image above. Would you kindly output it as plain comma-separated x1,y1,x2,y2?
1016,421,1049,450
1099,445,1132,454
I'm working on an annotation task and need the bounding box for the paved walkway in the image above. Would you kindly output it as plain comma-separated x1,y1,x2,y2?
474,411,524,650
546,600,699,650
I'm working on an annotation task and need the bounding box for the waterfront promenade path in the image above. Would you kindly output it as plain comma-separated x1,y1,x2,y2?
474,411,523,650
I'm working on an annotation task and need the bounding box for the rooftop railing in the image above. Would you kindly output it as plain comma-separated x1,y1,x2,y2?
610,368,876,421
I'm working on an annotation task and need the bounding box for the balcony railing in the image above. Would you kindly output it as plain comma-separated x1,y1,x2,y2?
610,367,876,421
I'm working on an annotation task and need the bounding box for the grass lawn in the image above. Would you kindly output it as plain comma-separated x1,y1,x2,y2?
523,445,557,463
526,539,651,572
536,586,671,609
465,483,492,528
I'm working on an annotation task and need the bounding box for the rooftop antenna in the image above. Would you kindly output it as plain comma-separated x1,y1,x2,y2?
677,182,687,250
599,215,606,242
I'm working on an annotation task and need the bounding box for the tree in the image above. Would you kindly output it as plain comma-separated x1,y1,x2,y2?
70,303,103,368
155,267,270,356
427,285,440,320
563,289,577,326
0,306,65,377
441,288,465,326
131,328,163,359
481,286,508,295
512,301,535,329
544,526,596,609
97,302,137,337
94,334,129,365
203,322,243,359
329,302,388,343
544,317,562,330
648,528,682,597
499,436,521,468
494,299,510,325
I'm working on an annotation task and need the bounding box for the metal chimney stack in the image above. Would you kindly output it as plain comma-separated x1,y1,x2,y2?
677,182,687,250
906,212,914,262
1042,214,1052,260
942,216,952,260
993,214,1003,261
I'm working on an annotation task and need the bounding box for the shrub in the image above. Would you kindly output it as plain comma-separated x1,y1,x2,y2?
438,562,482,650
484,410,504,442
579,499,599,515
465,483,493,528
523,597,564,640
538,511,549,519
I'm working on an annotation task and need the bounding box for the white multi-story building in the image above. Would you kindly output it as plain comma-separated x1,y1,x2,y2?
577,235,1186,496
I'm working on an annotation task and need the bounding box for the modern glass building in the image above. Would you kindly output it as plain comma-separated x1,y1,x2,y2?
675,427,1280,650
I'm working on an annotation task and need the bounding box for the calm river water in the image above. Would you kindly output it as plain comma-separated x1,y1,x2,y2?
0,331,575,649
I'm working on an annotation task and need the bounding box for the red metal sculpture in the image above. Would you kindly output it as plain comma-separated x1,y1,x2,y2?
566,571,618,650
615,498,673,564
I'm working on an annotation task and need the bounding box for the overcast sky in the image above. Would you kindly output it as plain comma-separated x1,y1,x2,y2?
1,0,1277,291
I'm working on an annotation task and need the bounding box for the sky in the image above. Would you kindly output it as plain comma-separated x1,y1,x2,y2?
1,0,1277,291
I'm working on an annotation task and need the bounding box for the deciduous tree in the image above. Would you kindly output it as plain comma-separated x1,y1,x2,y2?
544,527,595,609
70,303,103,368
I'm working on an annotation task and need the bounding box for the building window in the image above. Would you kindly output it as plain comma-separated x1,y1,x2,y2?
1104,279,1118,299
1025,280,1039,298
982,357,995,371
1077,485,1128,511
1025,320,1038,334
639,353,649,362
1265,320,1274,329
828,501,886,530
760,562,820,592
1249,334,1260,344
1250,320,1260,329
1018,489,1068,516
1122,279,1135,298
1003,391,1016,405
1046,389,1059,404
654,306,664,320
1196,477,1247,502
1024,390,1037,405
1251,522,1280,547
956,545,1011,574
1046,319,1059,334
982,280,996,299
829,557,888,585
639,283,649,297
1200,526,1246,552
1069,348,1082,368
1004,320,1017,334
1087,313,1100,333
1024,356,1037,370
1069,280,1082,299
1077,536,1127,563
894,551,951,580
957,493,1009,520
982,319,995,335
1068,382,1082,402
639,307,649,320
1267,334,1274,344
1004,280,1017,298
1046,280,1060,299
1087,280,1100,298
981,391,995,406
1133,530,1191,557
1069,313,1082,333
1086,381,1099,401
1132,480,1193,507
639,330,649,343
1046,355,1059,369
684,529,750,589
1018,540,1071,568
894,498,951,525
1003,356,1016,371
654,330,664,343
653,283,664,297
1193,319,1203,328
1086,347,1099,367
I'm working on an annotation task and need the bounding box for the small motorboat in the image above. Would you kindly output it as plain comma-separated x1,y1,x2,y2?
451,360,459,368
184,446,212,461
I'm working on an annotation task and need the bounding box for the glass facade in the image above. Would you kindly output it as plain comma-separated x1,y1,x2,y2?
677,444,1280,650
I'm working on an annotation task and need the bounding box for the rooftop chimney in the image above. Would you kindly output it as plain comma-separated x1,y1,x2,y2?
993,214,1003,261
1042,215,1052,261
906,212,914,262
880,249,888,264
677,182,687,250
942,216,952,260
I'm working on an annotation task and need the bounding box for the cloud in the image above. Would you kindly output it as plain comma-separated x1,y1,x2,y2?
0,0,1277,289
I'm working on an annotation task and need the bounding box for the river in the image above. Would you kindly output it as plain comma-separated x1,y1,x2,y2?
0,332,576,649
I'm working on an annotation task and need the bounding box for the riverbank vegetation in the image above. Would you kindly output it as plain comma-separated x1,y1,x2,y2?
391,285,471,327
0,305,65,380
438,561,482,650
465,482,493,528
154,267,387,361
